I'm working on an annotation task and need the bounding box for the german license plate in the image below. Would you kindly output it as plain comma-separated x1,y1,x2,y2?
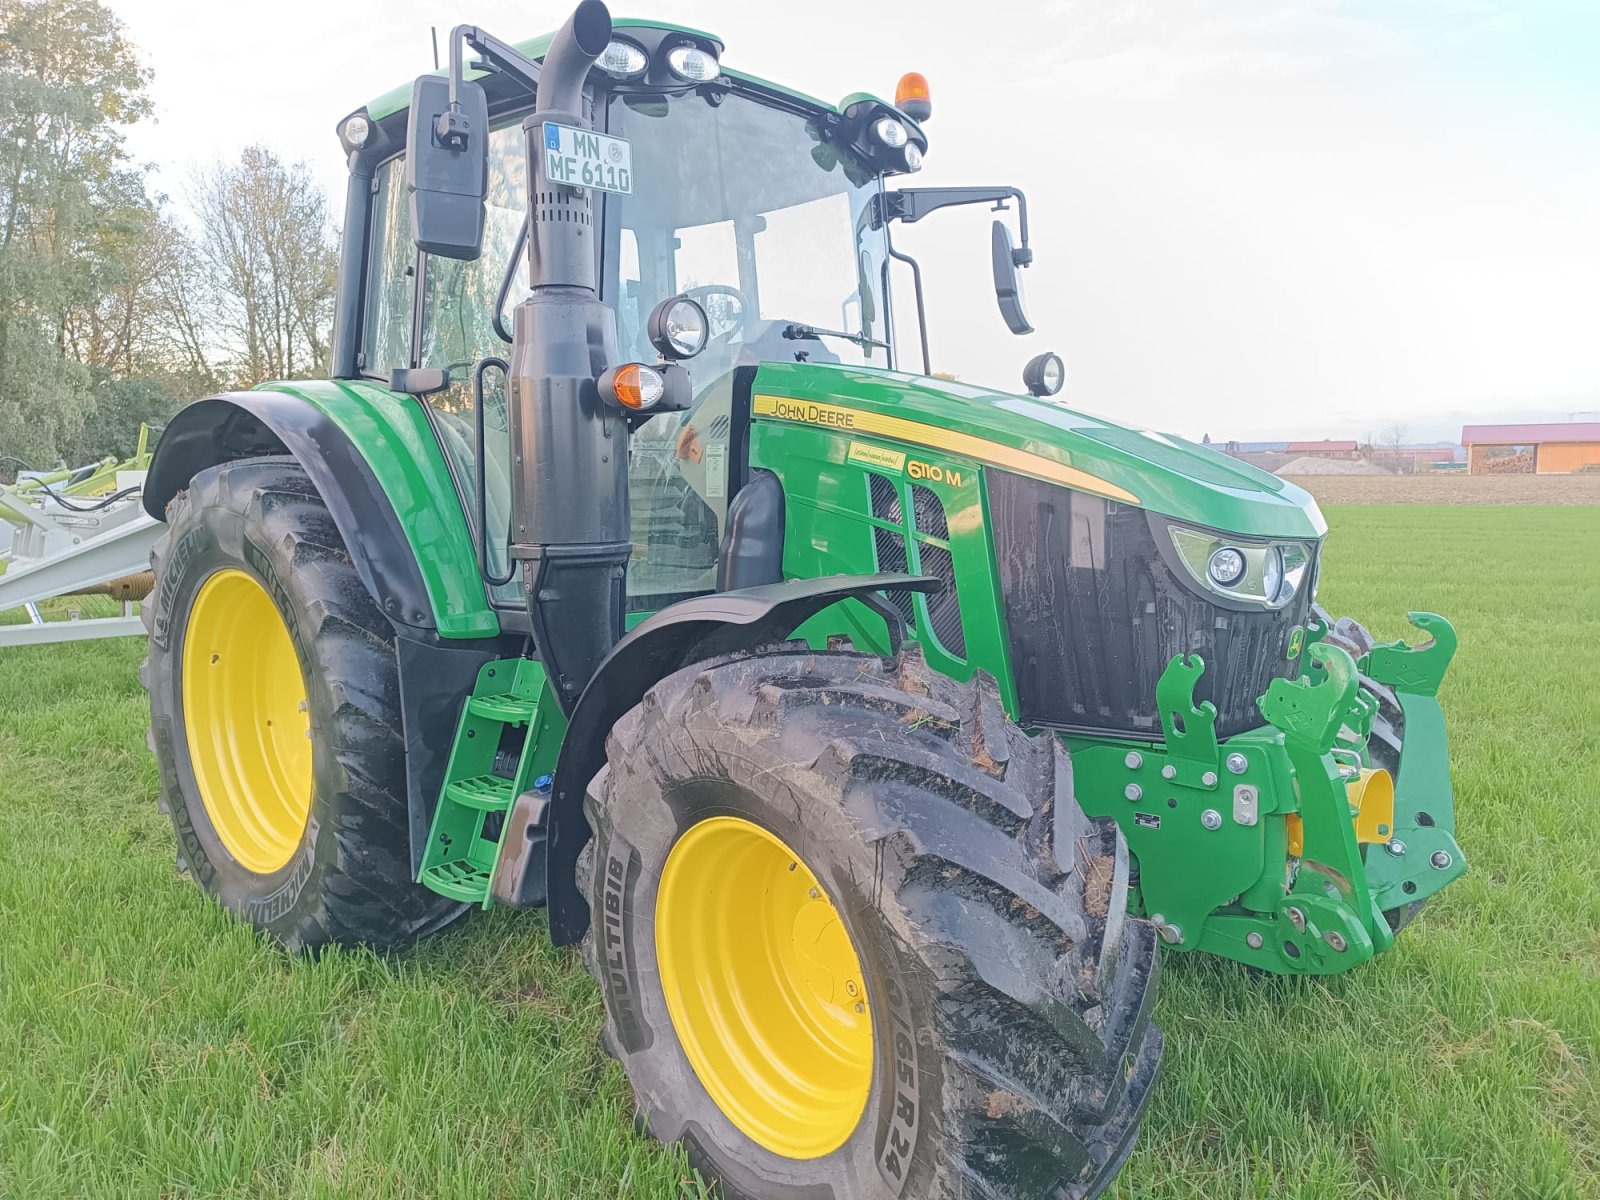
542,122,633,195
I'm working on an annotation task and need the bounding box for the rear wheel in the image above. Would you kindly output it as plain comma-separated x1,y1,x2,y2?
580,645,1162,1200
142,457,465,951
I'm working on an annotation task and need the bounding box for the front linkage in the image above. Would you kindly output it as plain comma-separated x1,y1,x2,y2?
1072,611,1462,975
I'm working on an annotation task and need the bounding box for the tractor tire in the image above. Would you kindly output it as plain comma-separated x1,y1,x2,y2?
1313,605,1422,931
578,644,1162,1200
1314,605,1403,774
141,456,466,952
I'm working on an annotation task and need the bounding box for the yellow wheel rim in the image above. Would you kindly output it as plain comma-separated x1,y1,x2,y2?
181,569,313,874
656,816,873,1159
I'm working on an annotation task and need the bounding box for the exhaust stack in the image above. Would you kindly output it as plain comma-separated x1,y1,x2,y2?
505,0,630,709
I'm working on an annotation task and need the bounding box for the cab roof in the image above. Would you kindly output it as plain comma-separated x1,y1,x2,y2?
365,19,842,122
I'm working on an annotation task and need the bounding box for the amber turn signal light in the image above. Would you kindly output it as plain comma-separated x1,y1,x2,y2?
600,362,666,411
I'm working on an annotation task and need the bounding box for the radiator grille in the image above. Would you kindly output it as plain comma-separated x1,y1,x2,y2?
987,470,1316,737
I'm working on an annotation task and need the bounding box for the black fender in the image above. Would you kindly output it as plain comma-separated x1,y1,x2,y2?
143,392,437,633
497,573,941,944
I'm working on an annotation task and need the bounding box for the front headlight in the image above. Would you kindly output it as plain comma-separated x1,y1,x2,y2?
1170,526,1313,609
1279,542,1311,603
665,44,720,82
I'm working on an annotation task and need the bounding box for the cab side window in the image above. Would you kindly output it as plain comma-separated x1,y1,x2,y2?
362,158,415,374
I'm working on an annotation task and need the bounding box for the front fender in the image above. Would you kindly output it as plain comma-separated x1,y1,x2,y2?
144,381,498,639
506,573,939,944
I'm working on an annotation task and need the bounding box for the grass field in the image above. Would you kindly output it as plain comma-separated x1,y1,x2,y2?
2,503,1597,1199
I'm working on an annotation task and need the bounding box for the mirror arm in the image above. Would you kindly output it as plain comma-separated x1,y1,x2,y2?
444,24,543,114
882,186,1032,261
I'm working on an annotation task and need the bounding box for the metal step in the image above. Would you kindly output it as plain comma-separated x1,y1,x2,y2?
417,657,561,909
443,774,516,812
466,694,538,724
419,859,493,903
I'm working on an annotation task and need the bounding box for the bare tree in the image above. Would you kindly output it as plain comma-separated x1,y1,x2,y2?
189,145,335,385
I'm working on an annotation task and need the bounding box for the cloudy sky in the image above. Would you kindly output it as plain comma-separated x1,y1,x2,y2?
108,0,1598,442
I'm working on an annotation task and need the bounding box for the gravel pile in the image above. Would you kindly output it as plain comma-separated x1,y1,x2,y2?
1274,456,1392,476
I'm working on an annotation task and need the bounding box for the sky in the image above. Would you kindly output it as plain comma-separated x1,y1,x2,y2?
106,0,1600,443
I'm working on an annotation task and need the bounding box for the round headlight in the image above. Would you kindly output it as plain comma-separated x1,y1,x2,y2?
341,114,370,148
1208,546,1246,587
597,39,649,79
903,143,923,172
648,294,709,360
665,44,720,82
872,116,909,148
1262,546,1284,601
1022,351,1065,397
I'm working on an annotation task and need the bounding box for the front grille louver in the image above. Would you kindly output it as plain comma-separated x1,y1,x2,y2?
917,542,965,657
869,473,903,523
868,472,964,660
911,485,948,539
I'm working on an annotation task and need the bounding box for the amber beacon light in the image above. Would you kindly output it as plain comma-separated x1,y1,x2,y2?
895,71,931,121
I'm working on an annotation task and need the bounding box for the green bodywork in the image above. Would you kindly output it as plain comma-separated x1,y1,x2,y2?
1354,614,1464,913
264,355,1462,974
313,25,1462,969
736,363,1460,975
254,379,499,639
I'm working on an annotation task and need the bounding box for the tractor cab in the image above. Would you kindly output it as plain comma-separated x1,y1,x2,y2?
337,18,1035,618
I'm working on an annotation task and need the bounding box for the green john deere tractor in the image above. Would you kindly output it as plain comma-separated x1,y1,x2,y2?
138,5,1465,1196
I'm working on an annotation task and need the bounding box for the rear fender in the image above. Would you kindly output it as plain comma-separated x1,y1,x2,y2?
143,383,498,639
523,572,940,944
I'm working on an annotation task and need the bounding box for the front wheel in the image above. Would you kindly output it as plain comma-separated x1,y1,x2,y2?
580,645,1162,1200
142,456,465,951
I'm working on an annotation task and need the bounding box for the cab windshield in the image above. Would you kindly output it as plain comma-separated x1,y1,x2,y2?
604,88,890,375
603,88,890,607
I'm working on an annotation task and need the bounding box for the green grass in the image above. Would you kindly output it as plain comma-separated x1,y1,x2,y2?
2,505,1597,1199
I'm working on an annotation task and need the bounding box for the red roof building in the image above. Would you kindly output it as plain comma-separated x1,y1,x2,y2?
1285,440,1359,459
1460,423,1600,475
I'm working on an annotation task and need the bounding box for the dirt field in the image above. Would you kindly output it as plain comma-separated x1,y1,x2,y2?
1282,472,1600,505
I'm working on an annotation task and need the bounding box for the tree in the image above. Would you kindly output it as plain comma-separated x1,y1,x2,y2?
0,0,170,466
189,146,337,385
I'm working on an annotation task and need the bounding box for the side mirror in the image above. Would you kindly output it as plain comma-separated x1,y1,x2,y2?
991,220,1033,335
406,74,488,261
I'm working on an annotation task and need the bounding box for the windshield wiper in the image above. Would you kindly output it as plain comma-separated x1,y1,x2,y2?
781,323,888,351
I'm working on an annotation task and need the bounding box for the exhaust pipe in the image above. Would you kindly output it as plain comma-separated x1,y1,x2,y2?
528,0,612,293
536,1,612,133
505,1,629,710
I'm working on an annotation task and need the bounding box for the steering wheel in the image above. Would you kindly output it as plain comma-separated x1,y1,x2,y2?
682,284,752,353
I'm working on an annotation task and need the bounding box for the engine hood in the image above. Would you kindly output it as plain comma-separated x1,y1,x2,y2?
750,361,1326,540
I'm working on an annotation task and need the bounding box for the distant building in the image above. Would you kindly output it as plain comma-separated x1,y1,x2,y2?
1221,440,1290,455
1460,423,1600,475
1373,445,1465,474
1285,440,1359,460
